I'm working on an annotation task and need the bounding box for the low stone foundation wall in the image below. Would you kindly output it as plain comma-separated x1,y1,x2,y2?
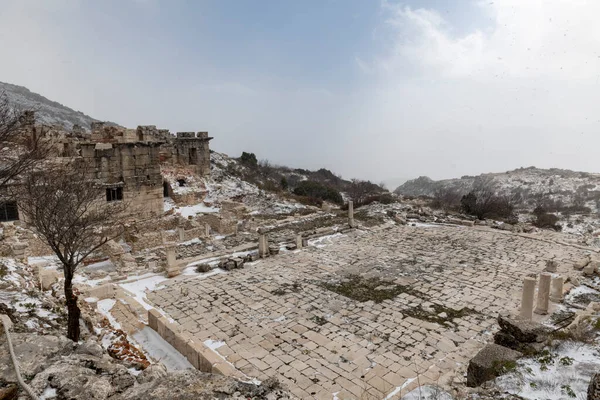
147,308,245,379
81,283,117,300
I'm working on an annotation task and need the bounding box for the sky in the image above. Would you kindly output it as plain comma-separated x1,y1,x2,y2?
1,0,600,188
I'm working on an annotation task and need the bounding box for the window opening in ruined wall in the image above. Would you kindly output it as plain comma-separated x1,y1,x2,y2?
0,202,19,221
106,187,123,202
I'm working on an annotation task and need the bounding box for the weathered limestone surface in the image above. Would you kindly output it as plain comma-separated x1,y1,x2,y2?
519,277,536,320
147,224,590,399
534,272,551,315
550,276,564,302
466,344,522,387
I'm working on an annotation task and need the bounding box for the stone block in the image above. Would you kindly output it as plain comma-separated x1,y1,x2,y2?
544,260,558,272
583,265,595,276
148,308,161,331
184,340,201,369
163,321,179,347
202,349,225,375
156,316,168,338
84,283,116,300
574,257,590,270
497,315,551,344
39,269,60,290
167,267,180,278
173,331,191,356
232,257,244,268
466,344,522,387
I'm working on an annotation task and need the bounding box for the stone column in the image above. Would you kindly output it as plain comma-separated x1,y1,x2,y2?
296,235,303,249
205,224,210,237
550,276,564,302
534,273,551,315
165,244,179,277
520,277,536,320
348,201,354,228
178,227,186,242
258,234,268,258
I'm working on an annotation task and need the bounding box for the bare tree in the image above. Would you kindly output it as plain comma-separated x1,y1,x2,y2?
431,187,462,211
0,92,49,190
347,179,372,205
16,162,127,341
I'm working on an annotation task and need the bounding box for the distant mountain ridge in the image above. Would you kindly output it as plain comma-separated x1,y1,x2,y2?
394,167,600,207
0,81,119,131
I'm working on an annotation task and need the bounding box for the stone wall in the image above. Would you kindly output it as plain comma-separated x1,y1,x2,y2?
197,214,237,235
80,142,164,217
173,132,212,177
18,114,214,220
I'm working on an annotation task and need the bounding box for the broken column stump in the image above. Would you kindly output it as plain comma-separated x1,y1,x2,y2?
520,277,536,320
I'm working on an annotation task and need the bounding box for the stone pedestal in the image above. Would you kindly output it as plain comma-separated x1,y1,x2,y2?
348,201,354,228
11,242,27,260
520,277,536,320
296,235,303,250
550,276,564,302
534,273,551,315
544,260,558,273
258,234,268,258
165,245,179,277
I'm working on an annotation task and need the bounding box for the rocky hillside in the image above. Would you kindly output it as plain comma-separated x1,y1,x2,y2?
0,81,119,130
395,167,600,210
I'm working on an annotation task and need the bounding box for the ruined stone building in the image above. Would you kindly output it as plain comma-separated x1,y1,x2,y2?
1,112,213,221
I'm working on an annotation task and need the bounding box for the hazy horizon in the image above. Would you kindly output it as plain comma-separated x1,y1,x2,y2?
2,0,600,184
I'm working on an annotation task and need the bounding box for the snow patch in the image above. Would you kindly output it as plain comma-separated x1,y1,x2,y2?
97,299,121,330
132,327,193,371
119,274,168,311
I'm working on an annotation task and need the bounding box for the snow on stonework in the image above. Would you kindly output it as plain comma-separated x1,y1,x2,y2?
495,342,600,399
0,257,61,333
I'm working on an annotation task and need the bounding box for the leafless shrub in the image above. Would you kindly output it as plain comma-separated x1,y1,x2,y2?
16,162,128,341
0,91,50,191
431,187,463,211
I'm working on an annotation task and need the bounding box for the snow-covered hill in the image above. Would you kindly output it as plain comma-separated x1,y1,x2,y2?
0,81,119,130
395,167,600,209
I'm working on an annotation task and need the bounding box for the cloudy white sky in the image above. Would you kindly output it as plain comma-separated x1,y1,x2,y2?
1,0,599,187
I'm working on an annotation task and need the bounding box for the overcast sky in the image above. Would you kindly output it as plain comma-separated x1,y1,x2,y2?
1,0,599,187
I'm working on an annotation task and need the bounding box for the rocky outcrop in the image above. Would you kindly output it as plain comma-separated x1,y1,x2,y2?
117,373,287,400
0,333,74,383
28,354,136,399
0,334,290,400
466,344,522,387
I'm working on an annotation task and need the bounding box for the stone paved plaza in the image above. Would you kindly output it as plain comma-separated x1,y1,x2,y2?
147,224,588,399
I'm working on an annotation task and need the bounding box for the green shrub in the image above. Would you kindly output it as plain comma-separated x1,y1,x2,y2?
460,190,515,220
280,177,288,190
240,151,258,167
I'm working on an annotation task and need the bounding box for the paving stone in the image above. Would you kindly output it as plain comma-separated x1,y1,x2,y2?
148,224,589,397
